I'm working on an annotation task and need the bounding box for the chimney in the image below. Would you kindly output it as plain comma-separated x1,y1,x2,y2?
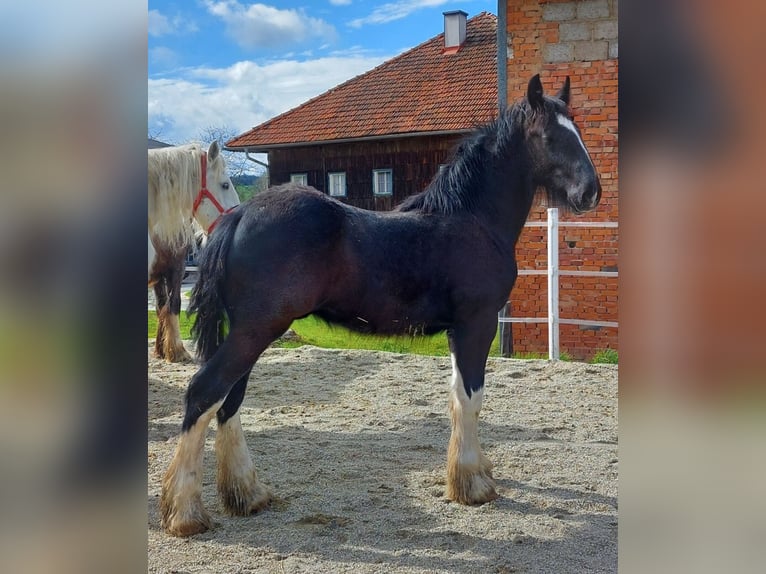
443,10,467,50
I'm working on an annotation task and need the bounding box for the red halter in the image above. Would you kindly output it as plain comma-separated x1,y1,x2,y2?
192,152,236,234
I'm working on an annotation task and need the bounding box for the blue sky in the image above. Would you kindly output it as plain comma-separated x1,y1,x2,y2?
148,0,496,150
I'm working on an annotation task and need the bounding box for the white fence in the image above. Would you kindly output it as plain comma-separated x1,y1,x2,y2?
498,208,618,360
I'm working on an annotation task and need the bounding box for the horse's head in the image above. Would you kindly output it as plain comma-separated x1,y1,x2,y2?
194,141,240,234
523,74,601,214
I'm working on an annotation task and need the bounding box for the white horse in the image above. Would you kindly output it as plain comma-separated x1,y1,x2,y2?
149,141,240,362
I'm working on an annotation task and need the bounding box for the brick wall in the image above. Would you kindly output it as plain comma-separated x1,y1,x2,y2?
505,0,618,360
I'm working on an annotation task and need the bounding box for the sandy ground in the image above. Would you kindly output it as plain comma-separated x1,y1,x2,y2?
148,342,617,574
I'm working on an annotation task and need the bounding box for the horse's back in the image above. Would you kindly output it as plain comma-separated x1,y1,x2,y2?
222,183,516,334
223,186,350,316
232,185,347,255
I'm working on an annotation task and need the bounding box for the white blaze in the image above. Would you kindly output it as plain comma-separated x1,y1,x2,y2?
556,113,591,159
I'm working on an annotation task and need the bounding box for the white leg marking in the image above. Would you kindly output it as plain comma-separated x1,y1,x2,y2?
160,400,223,536
166,312,192,362
216,411,271,515
158,311,191,362
446,353,497,504
450,353,483,467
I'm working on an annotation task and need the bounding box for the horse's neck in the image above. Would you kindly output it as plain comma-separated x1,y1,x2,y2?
476,141,536,247
191,149,203,196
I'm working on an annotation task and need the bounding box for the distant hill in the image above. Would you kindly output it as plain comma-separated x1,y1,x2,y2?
233,173,269,202
232,174,261,186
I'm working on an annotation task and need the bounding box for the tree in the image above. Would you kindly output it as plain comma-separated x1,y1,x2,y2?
195,125,256,179
195,125,270,202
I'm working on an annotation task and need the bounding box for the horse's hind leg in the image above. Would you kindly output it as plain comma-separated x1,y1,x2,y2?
160,329,266,536
445,315,499,505
215,374,272,516
160,392,221,536
161,251,192,363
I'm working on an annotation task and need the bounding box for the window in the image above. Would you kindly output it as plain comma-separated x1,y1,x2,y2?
328,172,346,197
290,173,308,185
373,169,393,196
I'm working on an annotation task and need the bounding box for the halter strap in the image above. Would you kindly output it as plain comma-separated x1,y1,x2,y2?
192,151,236,234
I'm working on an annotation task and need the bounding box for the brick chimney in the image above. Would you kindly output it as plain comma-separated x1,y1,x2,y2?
443,10,467,50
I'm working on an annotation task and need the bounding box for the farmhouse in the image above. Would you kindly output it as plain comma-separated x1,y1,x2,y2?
226,11,497,211
148,138,171,149
227,2,618,360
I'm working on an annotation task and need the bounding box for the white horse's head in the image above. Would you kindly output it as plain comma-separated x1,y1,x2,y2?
193,141,240,234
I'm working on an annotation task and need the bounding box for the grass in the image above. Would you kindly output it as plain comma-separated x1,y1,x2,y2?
148,311,193,340
287,315,462,356
148,311,501,357
147,311,608,362
591,348,618,364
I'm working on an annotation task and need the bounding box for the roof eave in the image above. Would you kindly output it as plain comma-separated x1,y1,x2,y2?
224,128,475,153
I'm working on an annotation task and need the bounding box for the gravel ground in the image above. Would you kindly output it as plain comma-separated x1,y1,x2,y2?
148,343,617,574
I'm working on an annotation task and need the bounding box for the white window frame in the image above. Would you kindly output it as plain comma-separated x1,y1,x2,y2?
290,173,308,185
328,172,347,197
372,169,393,196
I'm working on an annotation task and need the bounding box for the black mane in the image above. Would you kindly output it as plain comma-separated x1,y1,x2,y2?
396,101,531,215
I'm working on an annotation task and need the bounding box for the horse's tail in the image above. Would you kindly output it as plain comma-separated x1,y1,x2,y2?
188,209,244,362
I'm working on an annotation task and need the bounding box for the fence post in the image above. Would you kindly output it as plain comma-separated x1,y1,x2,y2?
547,208,560,360
499,301,513,357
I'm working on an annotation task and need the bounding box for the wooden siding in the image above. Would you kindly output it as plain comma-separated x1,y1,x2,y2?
268,135,464,211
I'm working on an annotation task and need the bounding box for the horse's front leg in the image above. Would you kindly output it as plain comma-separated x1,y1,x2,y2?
446,316,498,505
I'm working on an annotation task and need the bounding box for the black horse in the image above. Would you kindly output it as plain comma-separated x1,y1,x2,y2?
160,74,601,537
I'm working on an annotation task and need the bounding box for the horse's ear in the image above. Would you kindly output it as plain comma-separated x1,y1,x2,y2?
527,74,544,110
556,76,571,106
208,140,220,162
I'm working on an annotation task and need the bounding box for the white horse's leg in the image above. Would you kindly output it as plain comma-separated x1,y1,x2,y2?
446,353,497,504
162,311,192,363
215,411,271,515
148,233,156,277
160,400,222,537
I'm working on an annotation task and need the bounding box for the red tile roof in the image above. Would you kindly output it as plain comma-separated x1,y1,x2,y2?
226,12,498,150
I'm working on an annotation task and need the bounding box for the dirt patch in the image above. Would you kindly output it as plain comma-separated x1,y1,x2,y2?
148,342,617,573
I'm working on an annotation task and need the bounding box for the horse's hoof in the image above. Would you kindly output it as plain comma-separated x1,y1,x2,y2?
446,466,498,505
160,492,213,537
164,347,193,363
218,471,272,516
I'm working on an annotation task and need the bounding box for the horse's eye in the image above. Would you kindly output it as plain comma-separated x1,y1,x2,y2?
222,182,230,190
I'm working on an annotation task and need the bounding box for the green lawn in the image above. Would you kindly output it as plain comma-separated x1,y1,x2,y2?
148,311,498,357
147,310,614,363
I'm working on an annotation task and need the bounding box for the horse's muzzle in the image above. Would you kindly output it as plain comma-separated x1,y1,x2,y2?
585,176,602,210
572,173,601,213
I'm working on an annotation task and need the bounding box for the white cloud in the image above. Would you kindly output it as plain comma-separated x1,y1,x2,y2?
330,0,353,5
149,46,179,69
148,10,172,36
148,53,391,147
204,1,337,49
148,9,198,37
348,0,448,28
